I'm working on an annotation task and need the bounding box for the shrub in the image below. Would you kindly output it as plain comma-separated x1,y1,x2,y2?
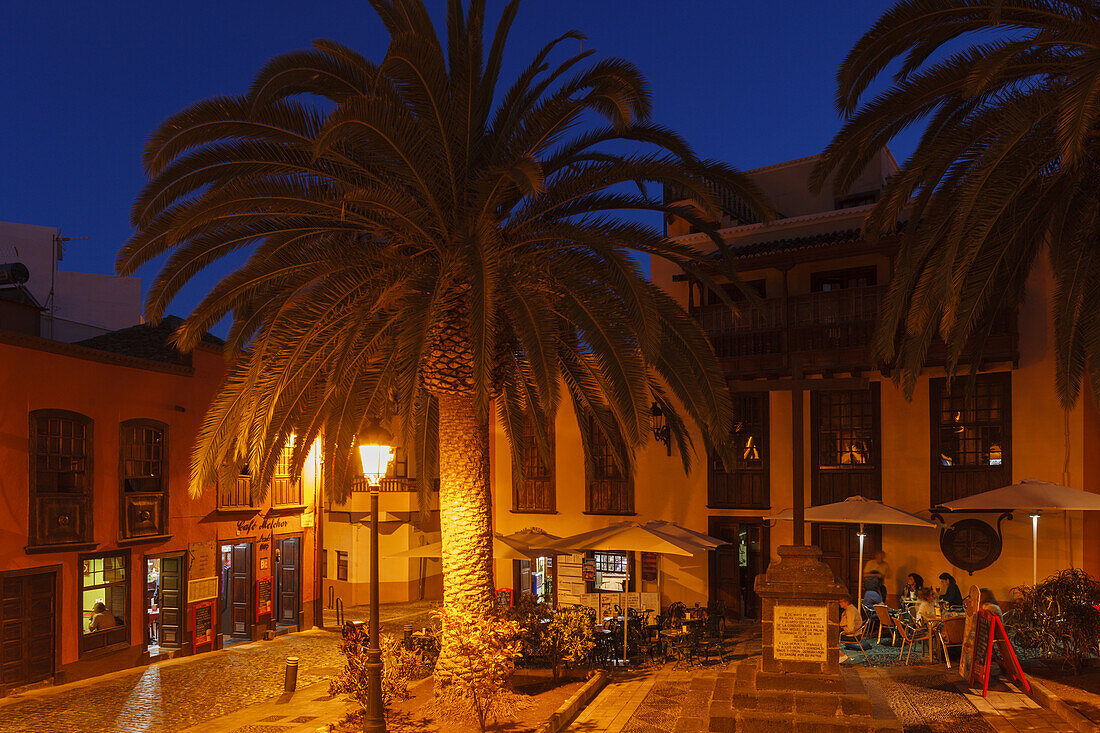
432,605,521,731
1004,568,1100,673
329,623,423,708
543,607,596,680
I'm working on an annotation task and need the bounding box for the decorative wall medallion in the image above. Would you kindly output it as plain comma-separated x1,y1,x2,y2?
940,518,1002,574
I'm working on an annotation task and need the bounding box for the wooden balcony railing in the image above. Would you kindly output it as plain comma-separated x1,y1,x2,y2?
692,285,1018,375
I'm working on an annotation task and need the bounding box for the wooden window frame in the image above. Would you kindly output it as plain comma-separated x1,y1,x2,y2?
119,419,169,541
336,550,348,582
513,418,556,514
930,373,1012,507
272,442,303,508
28,409,95,551
708,393,770,509
583,417,634,515
810,266,878,293
217,467,255,511
78,550,129,657
810,384,882,505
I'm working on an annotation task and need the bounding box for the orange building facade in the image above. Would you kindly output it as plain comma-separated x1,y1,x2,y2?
490,150,1100,616
0,321,320,691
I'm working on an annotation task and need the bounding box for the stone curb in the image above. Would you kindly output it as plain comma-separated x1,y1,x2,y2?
535,670,609,733
1027,677,1100,733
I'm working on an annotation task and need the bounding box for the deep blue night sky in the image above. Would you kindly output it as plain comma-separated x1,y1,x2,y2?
1,1,917,323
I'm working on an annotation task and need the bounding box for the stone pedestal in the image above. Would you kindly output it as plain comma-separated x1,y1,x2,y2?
754,544,849,678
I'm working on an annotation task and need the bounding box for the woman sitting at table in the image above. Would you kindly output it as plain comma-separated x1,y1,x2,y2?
914,588,938,624
938,573,964,608
902,573,924,603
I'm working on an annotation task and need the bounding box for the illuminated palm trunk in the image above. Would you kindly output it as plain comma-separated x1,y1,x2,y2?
433,390,495,685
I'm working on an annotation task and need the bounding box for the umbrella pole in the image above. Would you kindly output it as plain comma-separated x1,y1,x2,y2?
1032,514,1039,586
857,523,865,607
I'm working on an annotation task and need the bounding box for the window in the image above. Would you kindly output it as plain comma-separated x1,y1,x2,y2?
835,192,878,210
709,393,769,508
321,549,328,579
514,418,555,513
702,279,766,305
586,551,633,593
930,373,1011,506
272,441,302,507
119,420,168,540
811,385,881,505
810,266,877,292
218,465,254,510
336,551,348,581
388,447,408,479
29,410,94,549
584,417,634,514
79,552,129,655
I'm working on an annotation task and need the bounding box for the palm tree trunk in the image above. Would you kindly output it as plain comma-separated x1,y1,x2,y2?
434,391,495,685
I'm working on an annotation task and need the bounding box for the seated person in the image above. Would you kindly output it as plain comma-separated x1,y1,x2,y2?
938,572,964,608
979,588,1003,617
88,602,117,633
902,573,924,603
840,598,862,635
862,578,884,607
914,588,938,624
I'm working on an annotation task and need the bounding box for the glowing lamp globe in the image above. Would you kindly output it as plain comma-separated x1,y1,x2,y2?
358,418,395,486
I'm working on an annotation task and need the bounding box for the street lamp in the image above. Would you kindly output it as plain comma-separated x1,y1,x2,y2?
358,417,395,733
650,402,671,456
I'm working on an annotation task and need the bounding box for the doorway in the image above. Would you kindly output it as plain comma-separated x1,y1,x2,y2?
708,518,769,620
514,556,555,606
0,570,55,691
275,537,300,629
144,554,184,656
219,543,252,646
812,523,881,600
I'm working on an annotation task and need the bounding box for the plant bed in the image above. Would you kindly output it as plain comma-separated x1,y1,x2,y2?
324,670,587,732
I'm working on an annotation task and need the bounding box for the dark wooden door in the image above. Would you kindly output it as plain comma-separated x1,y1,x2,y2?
276,538,299,626
0,572,54,689
158,555,184,647
708,518,769,620
813,523,881,600
231,543,251,637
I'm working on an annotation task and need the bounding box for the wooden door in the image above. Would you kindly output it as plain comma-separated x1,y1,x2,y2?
708,518,768,620
0,572,55,689
813,523,881,600
276,538,299,626
158,555,184,647
231,543,251,637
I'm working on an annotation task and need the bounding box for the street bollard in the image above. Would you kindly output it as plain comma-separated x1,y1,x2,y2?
284,657,299,692
403,624,413,650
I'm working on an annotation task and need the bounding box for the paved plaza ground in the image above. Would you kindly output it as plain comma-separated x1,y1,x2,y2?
0,602,1085,733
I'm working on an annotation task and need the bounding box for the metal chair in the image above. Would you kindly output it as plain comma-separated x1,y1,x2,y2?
873,604,897,645
895,617,932,664
840,617,872,665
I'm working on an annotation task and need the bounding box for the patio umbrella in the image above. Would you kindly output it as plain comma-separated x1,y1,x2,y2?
502,528,562,553
941,478,1100,585
387,532,568,560
551,521,706,664
769,496,937,603
642,520,724,549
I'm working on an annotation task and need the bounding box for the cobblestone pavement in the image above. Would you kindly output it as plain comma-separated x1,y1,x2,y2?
861,667,992,733
321,599,440,631
0,630,344,733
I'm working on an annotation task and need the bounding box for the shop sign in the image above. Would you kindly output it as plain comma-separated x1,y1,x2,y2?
235,514,296,535
192,601,215,650
256,576,274,620
188,540,217,580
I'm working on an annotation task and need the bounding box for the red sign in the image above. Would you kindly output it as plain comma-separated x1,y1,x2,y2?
969,610,1029,696
192,601,215,651
255,576,274,621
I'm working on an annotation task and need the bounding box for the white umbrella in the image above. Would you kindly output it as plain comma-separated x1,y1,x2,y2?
502,528,562,553
769,496,936,603
551,521,707,664
942,478,1100,585
642,520,724,549
387,532,568,560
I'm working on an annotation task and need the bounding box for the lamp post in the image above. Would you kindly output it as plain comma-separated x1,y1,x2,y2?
358,418,395,733
1029,512,1040,586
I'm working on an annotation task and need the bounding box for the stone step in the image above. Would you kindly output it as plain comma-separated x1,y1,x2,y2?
710,690,873,718
709,708,904,733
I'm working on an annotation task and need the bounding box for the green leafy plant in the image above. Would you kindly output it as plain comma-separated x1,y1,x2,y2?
1004,568,1100,673
329,624,424,709
543,607,596,680
432,604,522,731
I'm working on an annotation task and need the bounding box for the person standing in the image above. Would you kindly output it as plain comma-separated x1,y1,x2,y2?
863,550,891,598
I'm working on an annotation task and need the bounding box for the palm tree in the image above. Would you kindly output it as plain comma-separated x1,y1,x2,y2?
811,0,1100,407
119,0,770,682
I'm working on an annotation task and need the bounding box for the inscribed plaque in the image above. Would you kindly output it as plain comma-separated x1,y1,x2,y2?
773,605,828,662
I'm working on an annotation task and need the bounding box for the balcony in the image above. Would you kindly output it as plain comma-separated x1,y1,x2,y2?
692,285,1018,376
